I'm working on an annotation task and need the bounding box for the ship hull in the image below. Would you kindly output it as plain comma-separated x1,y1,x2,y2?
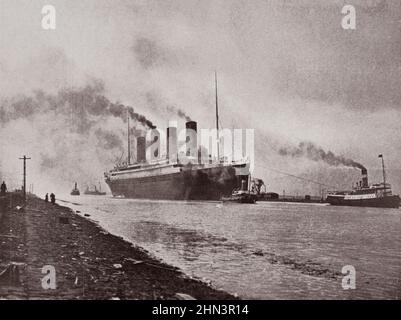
222,193,257,204
84,192,107,196
327,195,400,209
105,165,246,201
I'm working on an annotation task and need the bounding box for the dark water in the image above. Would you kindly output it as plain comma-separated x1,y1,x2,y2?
60,195,401,299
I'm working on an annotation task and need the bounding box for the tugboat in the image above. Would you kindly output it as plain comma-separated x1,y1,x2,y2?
70,182,80,196
326,155,400,208
221,178,257,204
84,183,106,196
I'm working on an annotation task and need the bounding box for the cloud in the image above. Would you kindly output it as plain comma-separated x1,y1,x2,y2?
133,37,170,69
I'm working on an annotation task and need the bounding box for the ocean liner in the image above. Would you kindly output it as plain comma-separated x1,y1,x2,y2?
326,155,400,208
105,75,251,201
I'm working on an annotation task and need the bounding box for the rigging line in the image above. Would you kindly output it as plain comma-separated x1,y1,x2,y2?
257,164,337,189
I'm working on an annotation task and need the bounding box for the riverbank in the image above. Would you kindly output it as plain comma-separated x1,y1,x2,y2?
0,193,235,300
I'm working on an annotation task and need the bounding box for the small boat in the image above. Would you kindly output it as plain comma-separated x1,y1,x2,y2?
70,182,80,196
84,183,106,196
222,177,258,204
222,189,258,203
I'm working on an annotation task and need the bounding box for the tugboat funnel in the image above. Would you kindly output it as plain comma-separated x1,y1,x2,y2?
361,168,368,188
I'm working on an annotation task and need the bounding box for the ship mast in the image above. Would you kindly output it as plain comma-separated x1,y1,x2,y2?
379,154,386,193
215,71,220,162
127,109,131,166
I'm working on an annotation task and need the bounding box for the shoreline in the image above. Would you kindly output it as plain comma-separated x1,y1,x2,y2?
0,193,236,300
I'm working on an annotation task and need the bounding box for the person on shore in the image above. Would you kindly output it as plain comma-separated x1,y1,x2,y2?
0,181,7,195
50,193,56,204
45,193,49,202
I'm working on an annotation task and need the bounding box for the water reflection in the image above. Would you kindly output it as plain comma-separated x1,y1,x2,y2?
131,220,238,261
61,195,401,299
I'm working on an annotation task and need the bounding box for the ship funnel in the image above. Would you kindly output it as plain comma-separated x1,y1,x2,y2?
185,121,198,159
167,121,178,163
137,136,146,163
361,168,368,188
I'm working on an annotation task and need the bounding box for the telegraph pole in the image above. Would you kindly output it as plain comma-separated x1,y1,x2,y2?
19,155,31,202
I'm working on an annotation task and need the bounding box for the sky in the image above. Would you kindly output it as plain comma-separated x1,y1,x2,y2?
0,0,400,195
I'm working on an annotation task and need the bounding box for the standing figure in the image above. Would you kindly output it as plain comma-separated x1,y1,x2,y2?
45,193,49,202
0,181,7,195
50,193,56,204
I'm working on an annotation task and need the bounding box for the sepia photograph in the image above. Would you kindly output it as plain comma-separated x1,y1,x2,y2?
0,0,400,312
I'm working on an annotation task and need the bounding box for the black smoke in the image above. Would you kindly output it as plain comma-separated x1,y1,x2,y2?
279,141,366,170
0,80,156,193
0,81,155,130
144,91,193,122
167,105,192,122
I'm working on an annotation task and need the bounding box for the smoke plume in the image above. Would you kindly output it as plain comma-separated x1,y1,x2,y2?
0,80,155,194
278,141,366,170
167,105,192,122
144,91,192,122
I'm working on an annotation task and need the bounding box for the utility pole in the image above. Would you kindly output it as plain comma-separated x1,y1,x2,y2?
19,155,31,202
